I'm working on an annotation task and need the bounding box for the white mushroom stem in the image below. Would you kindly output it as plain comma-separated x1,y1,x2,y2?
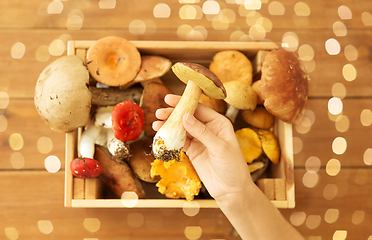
225,105,239,123
79,124,102,159
107,128,130,160
94,106,114,128
152,80,202,161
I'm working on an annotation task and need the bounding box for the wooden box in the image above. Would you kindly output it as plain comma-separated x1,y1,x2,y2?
64,40,295,209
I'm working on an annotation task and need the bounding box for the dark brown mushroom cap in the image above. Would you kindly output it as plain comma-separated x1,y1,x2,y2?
261,47,309,124
171,62,226,99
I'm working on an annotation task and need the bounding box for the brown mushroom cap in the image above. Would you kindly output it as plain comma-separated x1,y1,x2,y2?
86,36,141,87
140,82,173,137
171,62,226,99
261,47,309,124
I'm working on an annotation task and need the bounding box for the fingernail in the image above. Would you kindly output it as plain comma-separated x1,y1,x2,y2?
185,113,195,125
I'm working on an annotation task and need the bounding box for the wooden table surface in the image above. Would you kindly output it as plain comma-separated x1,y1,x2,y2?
1,0,372,239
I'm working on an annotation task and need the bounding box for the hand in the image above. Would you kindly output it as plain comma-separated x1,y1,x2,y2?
153,94,252,200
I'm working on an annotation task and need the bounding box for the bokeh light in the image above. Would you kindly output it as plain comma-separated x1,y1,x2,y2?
183,201,200,217
332,137,347,155
342,64,357,81
244,0,262,10
202,0,220,15
333,21,347,36
325,38,341,55
302,171,319,188
11,42,26,59
0,92,10,109
289,211,306,226
360,109,372,126
37,137,53,154
306,215,321,229
328,97,343,115
305,156,321,173
332,83,347,99
9,133,24,151
84,218,101,232
37,220,54,234
66,9,84,30
324,209,339,224
344,45,358,61
184,226,202,240
121,191,139,207
338,5,352,19
298,44,314,61
179,5,202,19
351,211,365,225
294,2,311,16
361,12,372,26
10,152,25,169
4,227,19,240
363,148,372,166
35,45,51,62
268,1,285,15
335,115,349,132
129,20,146,35
99,0,116,9
44,155,61,173
127,213,145,228
282,32,299,52
47,0,63,14
333,230,347,240
0,115,8,132
323,184,338,200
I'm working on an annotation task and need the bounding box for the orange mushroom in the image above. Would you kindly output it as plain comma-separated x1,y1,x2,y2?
241,105,275,130
86,36,141,87
235,128,262,164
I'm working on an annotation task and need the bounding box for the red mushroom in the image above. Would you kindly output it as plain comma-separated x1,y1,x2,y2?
111,101,145,142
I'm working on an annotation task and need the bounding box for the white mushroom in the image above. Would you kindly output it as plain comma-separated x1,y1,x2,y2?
152,62,226,162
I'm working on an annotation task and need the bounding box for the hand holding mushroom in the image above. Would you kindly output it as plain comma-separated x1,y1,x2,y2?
152,62,226,162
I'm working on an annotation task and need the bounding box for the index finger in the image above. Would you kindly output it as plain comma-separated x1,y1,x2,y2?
164,94,224,123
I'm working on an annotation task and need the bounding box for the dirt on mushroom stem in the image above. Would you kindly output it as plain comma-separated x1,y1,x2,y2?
152,137,182,162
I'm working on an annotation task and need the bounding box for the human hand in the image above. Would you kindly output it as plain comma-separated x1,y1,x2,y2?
153,94,252,200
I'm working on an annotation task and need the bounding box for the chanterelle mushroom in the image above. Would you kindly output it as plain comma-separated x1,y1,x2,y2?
152,62,226,162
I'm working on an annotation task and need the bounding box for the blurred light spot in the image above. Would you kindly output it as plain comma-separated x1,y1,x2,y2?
58,33,73,44
183,201,200,217
49,39,65,56
303,171,319,188
37,136,53,154
0,115,7,132
342,64,357,81
295,116,312,134
249,25,266,40
289,211,306,226
0,92,9,109
212,14,230,30
38,220,53,234
143,20,157,35
129,19,146,35
325,38,341,55
293,15,309,26
4,227,19,240
202,0,220,15
244,0,262,10
306,215,321,229
268,1,285,15
83,218,100,233
256,17,272,32
184,226,202,240
363,148,372,165
360,109,372,126
145,215,163,230
351,210,365,225
282,32,299,52
220,8,236,23
121,191,138,207
127,213,144,228
35,45,51,62
301,59,316,74
328,97,343,115
245,11,262,26
177,24,193,39
332,137,347,155
191,26,208,40
179,0,200,3
238,4,250,17
323,184,338,200
344,45,358,61
10,152,25,169
305,156,321,173
293,137,303,154
47,0,63,14
99,0,116,9
66,9,84,30
230,30,245,41
11,42,26,59
361,12,372,26
179,5,202,19
153,3,171,18
332,83,346,99
294,2,310,16
325,209,339,224
9,133,24,151
304,109,316,125
318,164,332,179
333,21,347,36
333,230,347,240
298,44,314,61
354,169,368,185
44,155,61,173
338,5,352,20
335,115,349,132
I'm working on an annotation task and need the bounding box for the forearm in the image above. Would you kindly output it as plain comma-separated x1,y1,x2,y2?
215,181,304,240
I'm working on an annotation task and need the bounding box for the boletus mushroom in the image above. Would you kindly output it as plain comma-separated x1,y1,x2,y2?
34,55,91,133
152,62,226,162
260,47,309,124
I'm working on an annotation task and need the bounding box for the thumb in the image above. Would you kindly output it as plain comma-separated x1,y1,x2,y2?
182,113,221,151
